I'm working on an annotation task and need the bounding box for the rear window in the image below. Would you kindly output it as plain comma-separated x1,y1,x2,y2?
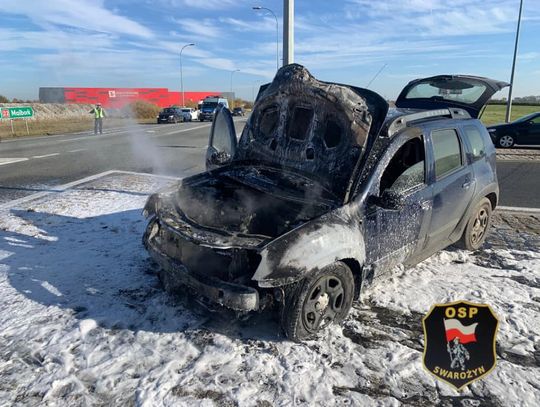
405,79,487,104
431,129,463,178
463,126,485,160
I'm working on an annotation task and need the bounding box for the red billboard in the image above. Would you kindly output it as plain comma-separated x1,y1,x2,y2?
40,87,220,108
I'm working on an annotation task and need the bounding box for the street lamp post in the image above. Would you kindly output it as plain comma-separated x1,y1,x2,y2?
252,6,279,71
230,69,240,109
283,0,294,65
180,43,195,107
505,0,524,123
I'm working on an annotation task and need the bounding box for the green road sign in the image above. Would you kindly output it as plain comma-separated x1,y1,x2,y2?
1,106,34,119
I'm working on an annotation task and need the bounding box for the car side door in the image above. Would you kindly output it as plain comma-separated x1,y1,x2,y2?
363,133,433,276
424,126,476,250
521,114,540,145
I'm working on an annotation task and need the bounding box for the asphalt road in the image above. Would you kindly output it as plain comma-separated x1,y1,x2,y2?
0,121,539,208
0,120,227,205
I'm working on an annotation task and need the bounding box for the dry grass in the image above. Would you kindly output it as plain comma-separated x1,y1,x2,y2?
481,104,539,126
0,117,155,139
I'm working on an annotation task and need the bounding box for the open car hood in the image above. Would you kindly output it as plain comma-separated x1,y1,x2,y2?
236,64,388,201
395,75,509,118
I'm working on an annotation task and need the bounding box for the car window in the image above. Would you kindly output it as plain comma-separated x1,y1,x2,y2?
463,126,485,161
380,137,425,193
431,129,463,178
531,116,540,124
404,78,487,104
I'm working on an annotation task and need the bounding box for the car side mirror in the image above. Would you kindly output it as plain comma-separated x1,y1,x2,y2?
380,189,406,210
209,151,232,165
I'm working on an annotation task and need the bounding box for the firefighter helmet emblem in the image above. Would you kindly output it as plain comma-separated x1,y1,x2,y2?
422,300,499,390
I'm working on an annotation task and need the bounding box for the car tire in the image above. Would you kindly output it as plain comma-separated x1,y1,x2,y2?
497,134,515,148
456,197,492,251
200,118,204,122
281,262,355,341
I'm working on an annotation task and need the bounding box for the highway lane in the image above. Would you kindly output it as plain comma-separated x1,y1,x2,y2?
1,121,539,208
497,160,540,208
0,120,233,204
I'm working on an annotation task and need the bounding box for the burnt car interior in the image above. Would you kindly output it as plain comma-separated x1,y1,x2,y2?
379,137,425,193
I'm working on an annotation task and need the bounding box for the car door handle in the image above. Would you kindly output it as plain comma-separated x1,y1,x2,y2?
462,181,474,189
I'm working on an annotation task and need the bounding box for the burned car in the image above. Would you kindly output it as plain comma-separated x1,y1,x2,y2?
143,64,508,340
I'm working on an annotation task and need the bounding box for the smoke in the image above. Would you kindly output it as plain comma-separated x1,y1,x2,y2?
121,105,169,176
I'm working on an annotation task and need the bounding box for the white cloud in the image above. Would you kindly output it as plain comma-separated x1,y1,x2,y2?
171,18,224,41
0,0,153,38
150,0,239,10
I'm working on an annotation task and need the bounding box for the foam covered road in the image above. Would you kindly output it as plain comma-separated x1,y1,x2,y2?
0,172,538,406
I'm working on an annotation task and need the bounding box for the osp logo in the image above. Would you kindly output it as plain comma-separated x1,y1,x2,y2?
422,300,499,390
1,109,8,118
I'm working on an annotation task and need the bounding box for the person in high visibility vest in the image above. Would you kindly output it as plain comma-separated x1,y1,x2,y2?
89,103,106,135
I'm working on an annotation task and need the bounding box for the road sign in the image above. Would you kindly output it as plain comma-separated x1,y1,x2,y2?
1,106,34,119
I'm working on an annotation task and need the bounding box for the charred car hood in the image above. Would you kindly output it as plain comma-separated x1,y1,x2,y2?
236,64,388,200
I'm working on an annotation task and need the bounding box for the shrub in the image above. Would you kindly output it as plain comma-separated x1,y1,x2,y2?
122,100,161,119
0,95,9,103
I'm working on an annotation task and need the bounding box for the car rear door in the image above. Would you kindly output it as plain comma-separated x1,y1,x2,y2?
425,126,475,248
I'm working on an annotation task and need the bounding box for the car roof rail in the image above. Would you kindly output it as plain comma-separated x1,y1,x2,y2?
386,108,471,137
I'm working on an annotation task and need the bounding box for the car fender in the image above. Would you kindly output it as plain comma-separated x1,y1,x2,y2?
252,207,365,288
449,183,498,242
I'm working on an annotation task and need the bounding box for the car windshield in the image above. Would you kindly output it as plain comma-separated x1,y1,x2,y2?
162,108,175,114
181,109,190,112
203,102,218,108
514,113,539,123
405,79,487,104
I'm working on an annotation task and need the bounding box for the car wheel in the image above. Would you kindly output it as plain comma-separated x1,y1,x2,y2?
456,197,492,251
498,134,515,148
200,118,204,122
281,262,355,341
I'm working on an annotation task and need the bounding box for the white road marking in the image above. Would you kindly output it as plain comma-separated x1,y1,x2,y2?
161,123,211,136
68,149,86,153
497,206,540,214
0,170,180,211
32,153,60,159
0,157,29,166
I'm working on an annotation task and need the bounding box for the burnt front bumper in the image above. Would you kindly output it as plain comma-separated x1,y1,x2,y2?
144,222,260,312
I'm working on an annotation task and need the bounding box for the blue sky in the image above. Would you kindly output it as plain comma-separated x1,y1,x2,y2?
0,0,539,101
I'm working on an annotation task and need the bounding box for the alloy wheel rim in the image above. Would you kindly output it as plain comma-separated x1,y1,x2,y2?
500,136,513,147
302,275,345,332
471,207,489,245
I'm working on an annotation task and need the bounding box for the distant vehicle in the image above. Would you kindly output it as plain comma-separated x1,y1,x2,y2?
232,107,245,116
487,112,540,147
143,65,508,341
200,96,229,122
157,107,185,124
181,107,198,121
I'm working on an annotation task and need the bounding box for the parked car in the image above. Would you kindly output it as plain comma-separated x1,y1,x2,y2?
181,107,199,121
199,96,229,122
143,65,508,341
157,107,185,124
232,107,245,116
487,112,540,147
